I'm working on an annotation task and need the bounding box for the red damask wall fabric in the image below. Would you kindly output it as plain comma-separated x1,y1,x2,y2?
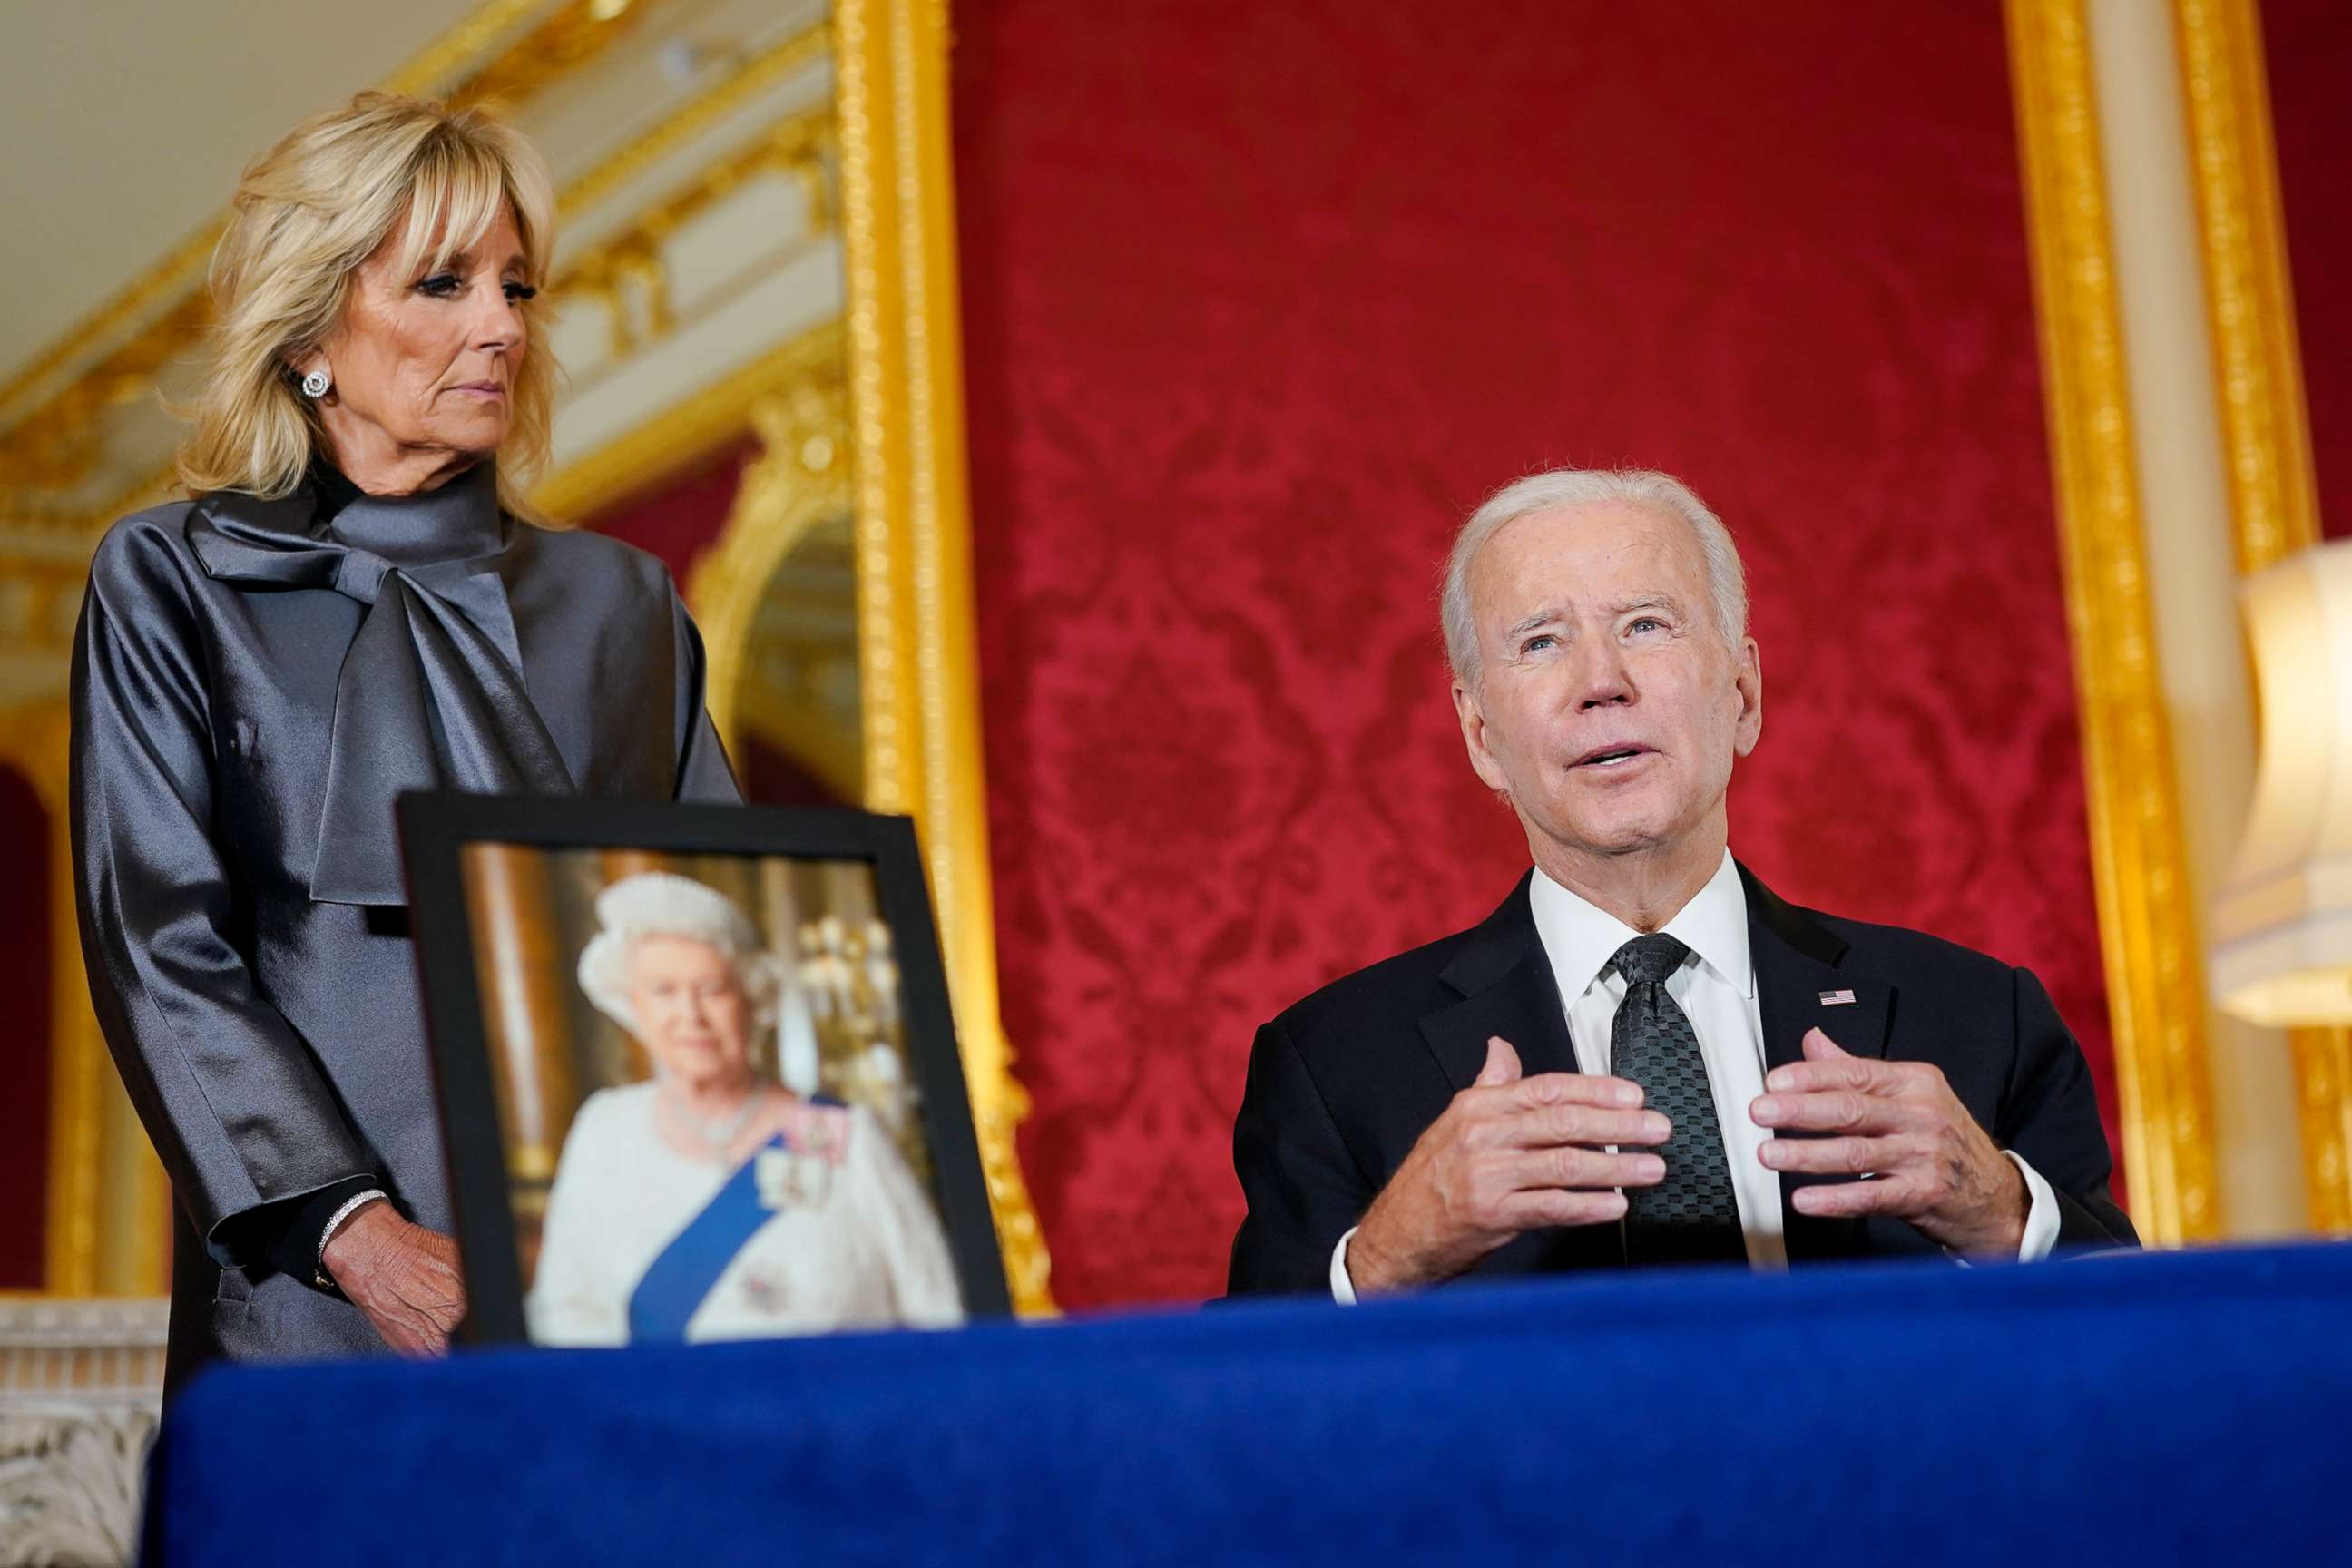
2262,0,2352,541
954,0,2113,1308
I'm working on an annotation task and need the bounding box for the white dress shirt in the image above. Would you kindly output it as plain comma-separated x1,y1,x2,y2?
1333,850,2057,1301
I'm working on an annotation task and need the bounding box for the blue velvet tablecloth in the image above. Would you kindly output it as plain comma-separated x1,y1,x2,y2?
145,1242,2352,1565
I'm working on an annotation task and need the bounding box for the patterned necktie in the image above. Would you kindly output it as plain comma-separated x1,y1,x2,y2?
1609,934,1747,1265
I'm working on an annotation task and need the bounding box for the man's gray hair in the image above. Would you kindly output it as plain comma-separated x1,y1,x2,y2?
1440,467,1749,686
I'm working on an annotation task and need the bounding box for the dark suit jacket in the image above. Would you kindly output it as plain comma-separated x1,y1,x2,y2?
1228,866,2135,1294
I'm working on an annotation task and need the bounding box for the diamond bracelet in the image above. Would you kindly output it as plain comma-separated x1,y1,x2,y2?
313,1189,389,1289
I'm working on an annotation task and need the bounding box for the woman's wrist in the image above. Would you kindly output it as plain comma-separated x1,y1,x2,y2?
313,1190,389,1288
318,1197,400,1288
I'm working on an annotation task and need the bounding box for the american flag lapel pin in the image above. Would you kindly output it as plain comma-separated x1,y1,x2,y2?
1818,989,1857,1006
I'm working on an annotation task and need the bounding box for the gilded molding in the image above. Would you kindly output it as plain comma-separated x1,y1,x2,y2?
377,0,562,101
433,0,665,112
680,325,855,748
836,0,1054,1313
2005,0,2220,1243
550,107,835,367
550,20,832,220
0,223,219,439
534,322,843,523
2173,0,2352,1232
0,0,735,517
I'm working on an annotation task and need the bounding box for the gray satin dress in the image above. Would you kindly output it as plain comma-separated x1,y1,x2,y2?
69,461,739,1389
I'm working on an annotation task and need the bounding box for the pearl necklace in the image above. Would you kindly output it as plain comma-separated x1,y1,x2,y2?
662,1085,763,1163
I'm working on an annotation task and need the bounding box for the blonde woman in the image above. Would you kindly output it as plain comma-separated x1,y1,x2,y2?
528,874,959,1346
70,93,738,1391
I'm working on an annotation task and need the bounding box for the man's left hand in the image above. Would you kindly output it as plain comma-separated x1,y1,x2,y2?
1749,1028,2026,1256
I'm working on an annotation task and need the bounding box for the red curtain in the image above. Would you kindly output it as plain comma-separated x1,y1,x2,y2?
954,0,2112,1308
2263,0,2352,540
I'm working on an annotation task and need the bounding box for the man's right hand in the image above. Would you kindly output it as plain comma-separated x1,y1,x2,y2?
320,1202,466,1357
1344,1035,1670,1294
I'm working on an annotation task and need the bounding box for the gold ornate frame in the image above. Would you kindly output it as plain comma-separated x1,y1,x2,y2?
2173,0,2352,1232
2006,0,2220,1243
829,0,1053,1313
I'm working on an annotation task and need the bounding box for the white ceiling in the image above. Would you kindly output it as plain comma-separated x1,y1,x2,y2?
0,0,489,381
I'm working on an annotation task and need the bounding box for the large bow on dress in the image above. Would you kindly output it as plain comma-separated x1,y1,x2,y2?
186,462,574,906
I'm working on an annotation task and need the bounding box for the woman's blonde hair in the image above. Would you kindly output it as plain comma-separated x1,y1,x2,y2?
175,91,559,508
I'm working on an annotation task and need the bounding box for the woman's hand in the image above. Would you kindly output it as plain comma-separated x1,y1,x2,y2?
320,1202,466,1357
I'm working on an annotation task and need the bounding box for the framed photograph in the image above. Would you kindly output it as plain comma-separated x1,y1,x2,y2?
398,793,1010,1346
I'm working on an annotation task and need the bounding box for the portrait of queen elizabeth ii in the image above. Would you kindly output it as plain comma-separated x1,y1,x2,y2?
525,871,963,1345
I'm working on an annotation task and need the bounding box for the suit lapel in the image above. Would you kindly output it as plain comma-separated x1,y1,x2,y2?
1418,875,1581,1093
1413,867,1903,1271
1742,866,1894,1262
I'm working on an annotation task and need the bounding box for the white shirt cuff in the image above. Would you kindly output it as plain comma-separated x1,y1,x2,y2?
1330,1226,1360,1305
2006,1150,2061,1262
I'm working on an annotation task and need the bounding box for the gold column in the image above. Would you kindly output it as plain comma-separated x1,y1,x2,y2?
21,706,103,1293
2007,0,2220,1242
2,702,170,1296
459,845,578,1191
2174,0,2352,1233
598,848,675,884
835,0,1054,1312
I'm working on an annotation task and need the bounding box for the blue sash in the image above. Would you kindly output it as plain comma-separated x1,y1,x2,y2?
627,1133,789,1344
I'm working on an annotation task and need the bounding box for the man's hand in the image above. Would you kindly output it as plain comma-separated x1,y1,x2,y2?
1347,1036,1670,1295
320,1202,466,1356
1750,1028,2027,1256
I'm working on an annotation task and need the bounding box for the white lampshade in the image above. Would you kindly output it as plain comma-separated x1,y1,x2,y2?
2211,537,2352,1026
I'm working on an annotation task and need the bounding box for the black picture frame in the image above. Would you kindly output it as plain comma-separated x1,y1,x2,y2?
398,790,1012,1344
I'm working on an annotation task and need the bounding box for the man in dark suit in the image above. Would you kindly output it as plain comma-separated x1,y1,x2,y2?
1228,468,2132,1300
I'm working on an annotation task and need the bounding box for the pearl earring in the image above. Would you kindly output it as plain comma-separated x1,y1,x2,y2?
300,368,331,398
